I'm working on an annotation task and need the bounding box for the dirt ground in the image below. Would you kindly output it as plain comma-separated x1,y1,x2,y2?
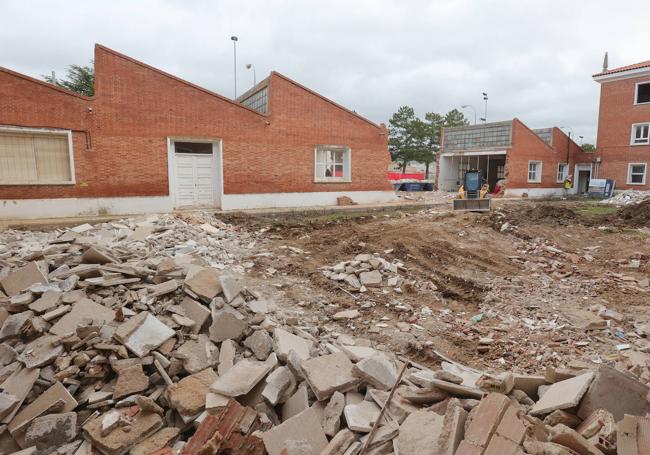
220,198,650,375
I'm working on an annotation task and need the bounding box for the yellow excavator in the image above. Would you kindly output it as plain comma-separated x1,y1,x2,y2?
453,170,492,212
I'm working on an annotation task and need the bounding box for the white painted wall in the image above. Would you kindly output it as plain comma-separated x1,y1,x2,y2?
0,191,398,219
221,191,398,211
0,196,173,220
505,188,564,198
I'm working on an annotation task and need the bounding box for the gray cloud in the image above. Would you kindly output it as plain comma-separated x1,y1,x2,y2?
3,0,650,143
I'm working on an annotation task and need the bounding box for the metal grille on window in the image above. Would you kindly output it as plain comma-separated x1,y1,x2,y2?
240,87,268,114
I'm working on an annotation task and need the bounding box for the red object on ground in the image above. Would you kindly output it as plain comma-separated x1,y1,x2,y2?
387,172,426,180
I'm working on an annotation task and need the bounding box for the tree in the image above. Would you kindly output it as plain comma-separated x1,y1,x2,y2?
581,143,596,152
388,106,419,173
43,62,94,96
388,107,470,178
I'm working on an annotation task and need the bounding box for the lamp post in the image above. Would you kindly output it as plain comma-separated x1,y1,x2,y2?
461,105,477,125
246,63,256,86
231,36,238,98
482,92,488,123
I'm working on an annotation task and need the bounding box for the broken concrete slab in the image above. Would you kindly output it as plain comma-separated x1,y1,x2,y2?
344,400,381,432
8,381,77,436
577,365,650,421
130,427,180,455
209,310,248,342
322,429,356,455
352,355,398,391
244,330,273,360
332,309,360,321
24,412,77,453
0,367,40,423
437,399,468,455
114,312,175,358
398,409,444,455
530,372,594,416
180,297,210,334
113,364,149,400
0,311,34,341
262,407,328,455
359,270,382,287
0,262,48,296
83,409,163,455
273,327,313,362
184,267,222,302
220,274,242,303
338,345,381,363
463,393,511,449
168,368,218,417
322,391,345,437
175,334,219,374
261,367,295,407
210,359,272,397
549,424,604,455
281,384,309,422
17,334,64,368
301,352,359,401
49,298,115,336
82,246,117,264
28,290,62,314
218,339,236,375
149,279,178,297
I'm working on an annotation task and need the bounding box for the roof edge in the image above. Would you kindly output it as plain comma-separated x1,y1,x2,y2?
270,71,384,129
0,66,94,101
512,118,554,152
94,44,267,118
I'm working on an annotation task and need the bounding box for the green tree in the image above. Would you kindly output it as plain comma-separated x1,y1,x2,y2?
581,143,596,152
43,62,94,96
388,106,419,173
443,108,470,128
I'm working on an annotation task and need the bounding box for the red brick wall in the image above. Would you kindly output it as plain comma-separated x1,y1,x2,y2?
507,120,566,189
595,74,650,188
0,44,392,201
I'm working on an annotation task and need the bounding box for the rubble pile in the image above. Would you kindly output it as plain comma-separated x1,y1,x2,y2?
321,253,408,293
601,190,650,206
1,214,650,455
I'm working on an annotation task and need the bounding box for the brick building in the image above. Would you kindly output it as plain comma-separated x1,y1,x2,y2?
0,44,395,219
592,59,650,189
438,119,590,197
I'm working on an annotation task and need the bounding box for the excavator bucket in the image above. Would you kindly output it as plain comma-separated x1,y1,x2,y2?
453,198,492,212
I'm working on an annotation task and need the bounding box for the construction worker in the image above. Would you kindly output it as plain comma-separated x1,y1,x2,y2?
563,175,573,199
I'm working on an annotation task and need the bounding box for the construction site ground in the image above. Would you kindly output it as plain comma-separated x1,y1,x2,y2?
217,198,650,376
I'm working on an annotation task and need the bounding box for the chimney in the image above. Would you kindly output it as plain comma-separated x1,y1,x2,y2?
602,51,609,73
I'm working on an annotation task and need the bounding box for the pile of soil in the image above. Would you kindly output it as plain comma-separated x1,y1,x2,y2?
518,204,577,224
613,199,650,227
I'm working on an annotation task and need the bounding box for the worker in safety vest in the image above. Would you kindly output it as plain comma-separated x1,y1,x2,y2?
563,175,573,199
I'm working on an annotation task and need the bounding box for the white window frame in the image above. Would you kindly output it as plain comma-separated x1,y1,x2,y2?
631,122,650,146
527,160,542,183
634,81,650,105
556,163,568,183
0,125,75,185
627,162,647,185
314,145,352,183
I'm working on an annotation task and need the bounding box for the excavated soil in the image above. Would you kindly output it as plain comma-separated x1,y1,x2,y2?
221,200,650,372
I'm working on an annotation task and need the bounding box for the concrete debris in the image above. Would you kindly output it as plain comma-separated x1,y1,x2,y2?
301,352,359,401
1,209,650,455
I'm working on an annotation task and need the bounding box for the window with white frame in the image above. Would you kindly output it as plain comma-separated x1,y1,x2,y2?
528,160,542,183
628,163,647,185
631,123,650,145
0,128,74,184
556,163,568,183
635,82,650,104
496,164,505,179
314,145,351,182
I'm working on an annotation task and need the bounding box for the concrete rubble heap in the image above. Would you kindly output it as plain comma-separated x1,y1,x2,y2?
0,212,649,455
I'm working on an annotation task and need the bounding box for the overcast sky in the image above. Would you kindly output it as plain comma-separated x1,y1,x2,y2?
3,0,650,143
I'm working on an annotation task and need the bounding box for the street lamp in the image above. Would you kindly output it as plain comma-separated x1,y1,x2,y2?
246,63,256,86
231,36,238,98
482,92,488,123
461,105,477,125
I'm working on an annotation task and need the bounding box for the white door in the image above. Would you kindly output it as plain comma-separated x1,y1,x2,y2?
174,153,216,208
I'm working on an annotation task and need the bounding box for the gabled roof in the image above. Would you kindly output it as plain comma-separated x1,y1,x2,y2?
593,60,650,78
95,44,267,118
